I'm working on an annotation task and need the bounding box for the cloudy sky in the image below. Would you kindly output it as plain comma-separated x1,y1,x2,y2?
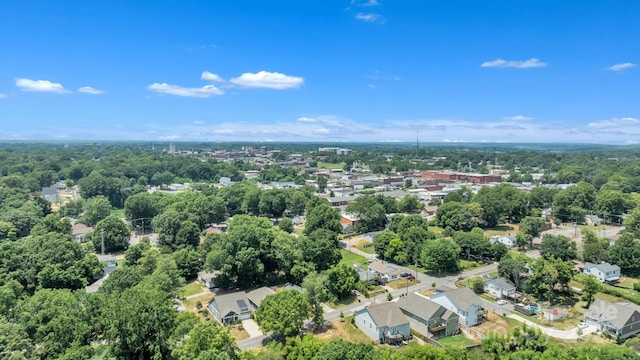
0,0,638,143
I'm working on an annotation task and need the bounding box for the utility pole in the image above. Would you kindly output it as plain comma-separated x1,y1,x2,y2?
100,228,105,255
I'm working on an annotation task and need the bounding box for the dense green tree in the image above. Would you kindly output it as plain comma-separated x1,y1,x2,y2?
539,234,577,261
30,213,72,236
99,266,143,294
453,227,491,258
255,290,312,338
373,231,397,259
172,248,202,279
172,322,240,360
102,283,177,359
594,189,634,217
305,196,330,214
313,339,380,360
302,272,334,326
519,216,545,247
124,191,160,221
81,195,112,226
498,255,527,286
346,196,387,233
91,215,130,253
490,242,509,260
278,217,294,233
59,198,84,218
0,203,45,238
581,228,609,263
326,263,359,299
552,182,596,223
0,221,18,241
398,195,422,213
609,232,640,273
304,204,342,235
528,257,574,303
301,229,341,271
173,220,201,249
435,201,478,231
623,208,640,238
420,239,460,273
259,189,288,220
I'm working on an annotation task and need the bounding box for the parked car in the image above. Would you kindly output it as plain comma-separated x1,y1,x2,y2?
406,275,416,280
497,299,508,305
400,272,411,278
578,322,588,329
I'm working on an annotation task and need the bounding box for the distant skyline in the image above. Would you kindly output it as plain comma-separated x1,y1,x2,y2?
0,1,638,144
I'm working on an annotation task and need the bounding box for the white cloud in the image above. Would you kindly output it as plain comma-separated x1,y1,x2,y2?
607,62,637,72
192,120,205,125
481,58,548,68
297,116,317,123
77,86,105,95
201,71,224,82
212,129,234,134
0,94,6,99
15,78,70,93
352,0,381,6
504,115,533,121
587,117,639,129
147,83,223,98
313,128,331,135
230,71,304,89
368,83,378,89
355,12,384,23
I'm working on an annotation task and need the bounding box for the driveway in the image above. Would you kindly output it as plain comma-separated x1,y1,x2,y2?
242,319,263,338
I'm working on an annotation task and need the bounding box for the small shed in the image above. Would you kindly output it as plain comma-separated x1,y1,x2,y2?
543,308,567,321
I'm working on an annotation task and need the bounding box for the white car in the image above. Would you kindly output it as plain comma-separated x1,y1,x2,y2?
497,299,508,305
578,322,589,329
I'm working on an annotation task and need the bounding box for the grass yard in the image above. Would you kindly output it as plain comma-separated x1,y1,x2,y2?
354,240,375,254
419,289,436,297
313,317,374,344
340,249,368,269
229,324,250,341
618,276,640,289
326,294,358,309
318,162,345,170
483,224,517,237
459,259,485,270
110,208,126,219
180,281,206,297
437,334,479,347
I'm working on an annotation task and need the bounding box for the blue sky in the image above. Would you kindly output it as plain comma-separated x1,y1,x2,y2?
0,0,638,144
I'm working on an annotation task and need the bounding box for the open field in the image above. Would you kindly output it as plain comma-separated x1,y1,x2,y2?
475,312,523,336
387,278,420,290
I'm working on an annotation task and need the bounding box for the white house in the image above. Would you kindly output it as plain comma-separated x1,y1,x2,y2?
484,277,517,299
490,235,516,248
354,302,411,344
582,262,621,283
368,260,403,282
208,291,252,325
430,287,484,327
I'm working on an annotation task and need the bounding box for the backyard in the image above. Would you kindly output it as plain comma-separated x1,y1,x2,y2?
339,249,368,269
354,240,375,254
313,317,375,344
437,334,479,347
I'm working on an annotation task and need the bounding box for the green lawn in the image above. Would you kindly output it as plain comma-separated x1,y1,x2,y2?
180,281,205,297
354,240,375,254
459,259,484,270
483,224,517,237
340,249,368,269
618,276,639,289
437,334,478,347
110,208,126,219
318,162,345,170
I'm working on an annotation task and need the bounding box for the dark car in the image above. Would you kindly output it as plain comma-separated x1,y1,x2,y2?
400,272,411,278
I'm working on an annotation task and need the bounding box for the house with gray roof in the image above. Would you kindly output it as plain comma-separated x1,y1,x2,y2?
354,302,410,344
582,262,621,283
484,277,517,299
208,291,253,325
397,293,459,338
430,287,485,327
246,286,276,309
584,299,640,340
368,260,402,282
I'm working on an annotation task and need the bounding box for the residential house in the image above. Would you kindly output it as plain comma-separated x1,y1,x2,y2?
41,186,59,204
582,262,621,283
354,302,411,344
490,235,516,248
208,292,253,325
585,215,604,226
368,261,403,282
484,277,517,299
246,286,276,309
430,287,484,327
340,213,359,228
584,299,640,340
72,223,93,242
197,271,220,289
544,308,568,321
86,255,119,293
397,293,459,338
